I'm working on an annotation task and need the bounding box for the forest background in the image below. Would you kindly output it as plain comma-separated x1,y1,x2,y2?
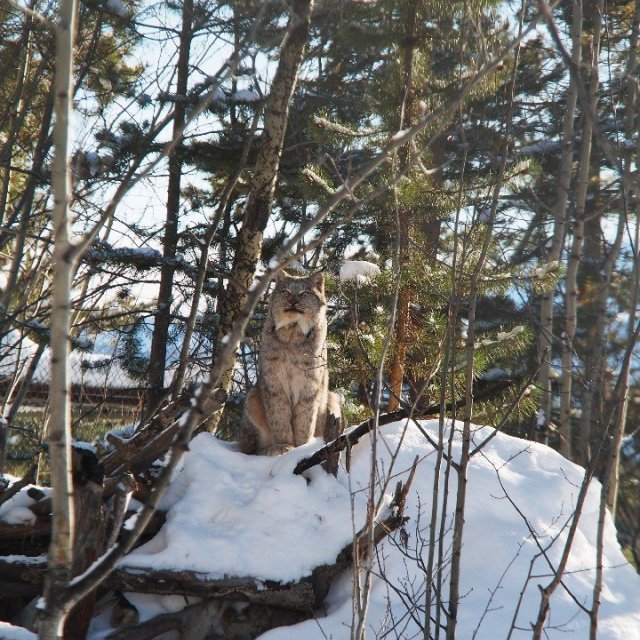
1,0,640,637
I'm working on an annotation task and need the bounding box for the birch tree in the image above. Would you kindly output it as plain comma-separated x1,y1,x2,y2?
40,0,77,636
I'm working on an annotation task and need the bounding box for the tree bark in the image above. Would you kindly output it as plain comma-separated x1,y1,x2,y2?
537,0,580,450
0,13,34,228
146,0,194,416
40,0,77,637
387,4,418,412
63,448,107,640
559,0,602,466
172,108,262,398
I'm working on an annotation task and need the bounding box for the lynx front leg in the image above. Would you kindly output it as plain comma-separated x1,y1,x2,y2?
261,387,295,453
292,395,321,447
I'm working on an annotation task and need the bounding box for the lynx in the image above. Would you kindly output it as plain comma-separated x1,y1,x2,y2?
239,271,342,456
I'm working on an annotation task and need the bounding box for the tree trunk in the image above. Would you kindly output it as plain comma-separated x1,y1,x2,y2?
606,0,640,515
387,4,417,412
537,0,580,449
576,147,605,461
40,0,77,637
559,0,602,466
209,0,313,428
63,448,107,640
0,88,54,311
0,14,34,227
172,108,262,398
146,0,194,417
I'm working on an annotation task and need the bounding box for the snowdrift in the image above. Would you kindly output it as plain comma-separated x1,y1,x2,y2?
89,419,640,639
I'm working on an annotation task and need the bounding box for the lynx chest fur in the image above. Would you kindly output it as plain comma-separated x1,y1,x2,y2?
239,272,341,456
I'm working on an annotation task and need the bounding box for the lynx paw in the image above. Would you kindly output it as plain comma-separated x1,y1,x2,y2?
263,443,294,456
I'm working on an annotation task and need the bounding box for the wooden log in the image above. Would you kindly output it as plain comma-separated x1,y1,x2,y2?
0,462,417,639
64,447,107,640
101,388,226,479
107,599,308,640
107,567,316,611
0,519,51,557
0,556,47,598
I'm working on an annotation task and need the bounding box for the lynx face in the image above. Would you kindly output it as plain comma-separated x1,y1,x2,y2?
270,272,325,335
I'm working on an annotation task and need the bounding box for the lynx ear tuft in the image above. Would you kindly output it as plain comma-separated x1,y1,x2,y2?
310,271,325,293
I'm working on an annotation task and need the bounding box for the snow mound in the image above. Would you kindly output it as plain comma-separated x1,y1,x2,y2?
122,436,355,583
119,420,640,640
265,421,640,640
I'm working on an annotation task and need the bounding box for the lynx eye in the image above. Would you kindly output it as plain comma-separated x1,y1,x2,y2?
300,290,313,296
280,288,291,296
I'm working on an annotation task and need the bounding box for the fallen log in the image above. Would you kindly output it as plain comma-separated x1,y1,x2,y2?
108,568,316,611
106,599,308,640
0,556,47,597
0,519,51,556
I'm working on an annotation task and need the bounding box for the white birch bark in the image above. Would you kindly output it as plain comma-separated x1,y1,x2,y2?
40,0,77,637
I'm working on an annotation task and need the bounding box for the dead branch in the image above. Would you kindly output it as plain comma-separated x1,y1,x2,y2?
293,379,514,475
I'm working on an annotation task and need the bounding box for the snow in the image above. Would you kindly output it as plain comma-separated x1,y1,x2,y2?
123,593,201,623
122,436,355,582
519,139,562,155
0,507,36,526
339,260,381,284
391,128,409,140
112,420,640,640
86,151,100,177
0,622,36,640
230,89,261,103
0,478,50,526
209,87,226,103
